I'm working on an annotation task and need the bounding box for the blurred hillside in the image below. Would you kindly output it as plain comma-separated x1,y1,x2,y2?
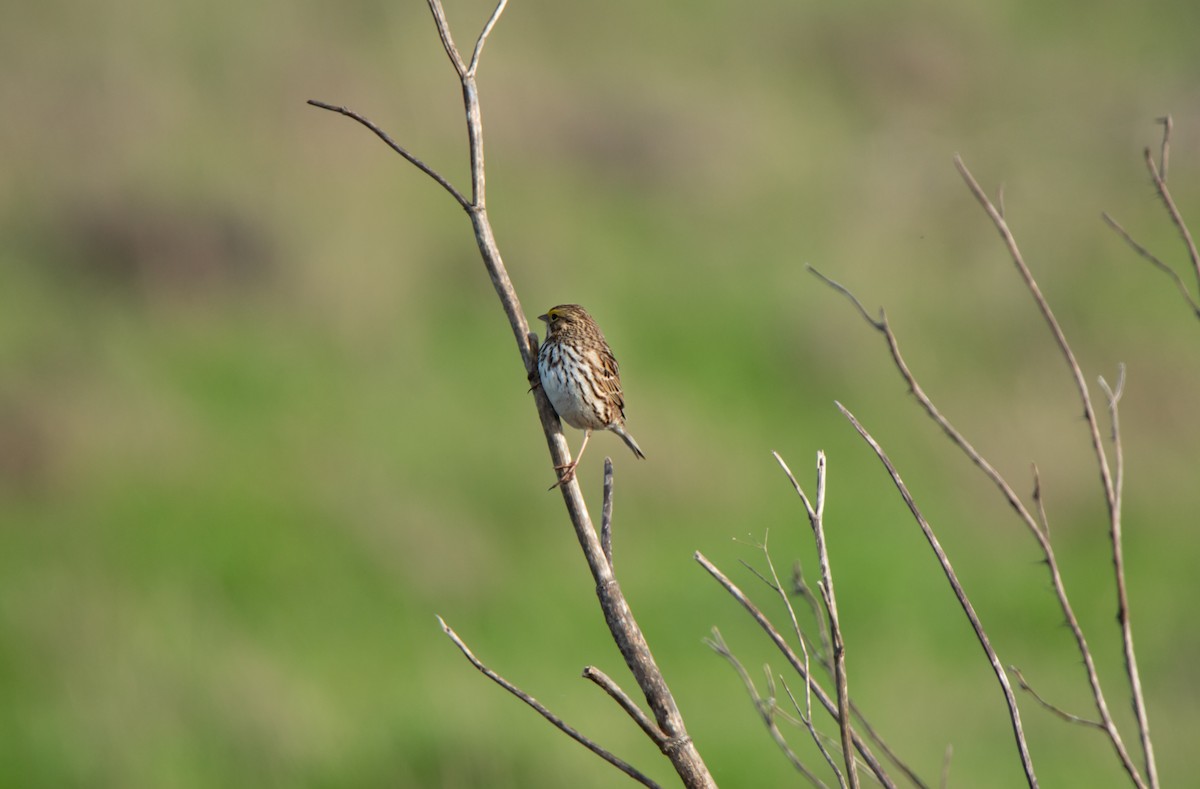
2,0,1198,786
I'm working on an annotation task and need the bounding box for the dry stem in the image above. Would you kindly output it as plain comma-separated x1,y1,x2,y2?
835,403,1038,788
954,157,1155,789
806,152,1156,788
1102,115,1200,320
705,629,832,788
774,452,858,788
309,3,711,785
696,552,897,789
438,617,660,787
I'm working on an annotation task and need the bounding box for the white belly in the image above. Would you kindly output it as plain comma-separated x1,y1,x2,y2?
540,343,605,430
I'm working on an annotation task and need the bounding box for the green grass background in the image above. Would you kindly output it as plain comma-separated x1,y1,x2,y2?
3,0,1199,786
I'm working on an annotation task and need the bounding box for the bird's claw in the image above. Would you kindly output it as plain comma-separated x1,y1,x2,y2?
547,461,579,490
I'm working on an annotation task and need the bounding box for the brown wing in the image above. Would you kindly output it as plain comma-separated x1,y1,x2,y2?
587,344,626,420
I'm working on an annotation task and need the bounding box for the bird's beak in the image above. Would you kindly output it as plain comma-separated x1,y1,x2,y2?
537,313,549,323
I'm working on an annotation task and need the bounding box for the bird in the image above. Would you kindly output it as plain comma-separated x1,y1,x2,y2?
536,304,645,488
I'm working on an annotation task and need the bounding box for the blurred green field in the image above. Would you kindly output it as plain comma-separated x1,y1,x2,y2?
3,0,1199,786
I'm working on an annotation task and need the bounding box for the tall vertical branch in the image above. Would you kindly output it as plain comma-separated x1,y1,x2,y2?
1102,117,1200,320
774,452,858,789
953,157,1118,521
1144,119,1200,292
309,2,712,785
835,405,1038,788
808,258,1149,788
955,157,1157,789
696,552,898,789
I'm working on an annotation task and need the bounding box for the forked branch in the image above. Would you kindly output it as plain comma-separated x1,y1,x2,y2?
955,157,1156,789
774,452,858,788
696,552,897,788
438,617,660,788
310,3,712,785
1102,115,1200,320
835,404,1037,787
807,152,1157,788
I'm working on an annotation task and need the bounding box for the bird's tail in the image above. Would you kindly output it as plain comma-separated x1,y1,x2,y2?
613,425,646,460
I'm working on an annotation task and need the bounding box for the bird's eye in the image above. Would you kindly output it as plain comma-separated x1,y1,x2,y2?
549,313,558,322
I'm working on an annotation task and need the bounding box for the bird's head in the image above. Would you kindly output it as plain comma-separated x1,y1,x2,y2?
537,304,591,337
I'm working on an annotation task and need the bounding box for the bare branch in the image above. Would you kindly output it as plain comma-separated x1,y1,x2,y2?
696,552,898,788
1009,666,1104,730
583,666,664,747
776,452,858,788
306,100,470,210
940,745,953,789
778,677,847,786
745,530,811,684
1156,115,1172,182
468,0,509,76
955,155,1118,517
848,705,928,789
835,402,1038,788
788,563,828,655
705,629,832,788
955,156,1154,789
314,5,714,785
806,266,885,330
1098,367,1157,788
1101,212,1200,317
438,617,660,788
747,533,837,782
602,457,614,569
812,266,1146,784
425,0,468,76
785,603,928,788
1145,139,1200,292
1030,464,1050,540
1102,116,1200,320
739,556,782,594
739,530,918,785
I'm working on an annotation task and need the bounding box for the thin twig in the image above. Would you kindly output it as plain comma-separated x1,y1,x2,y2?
813,183,1148,786
696,552,898,789
1156,115,1171,183
845,700,928,789
468,0,509,76
791,562,832,659
725,542,925,787
1101,213,1200,317
836,402,1038,788
438,617,660,788
1030,464,1050,540
602,457,614,569
955,156,1153,789
583,666,664,746
954,156,1118,517
790,624,927,789
705,629,831,788
425,0,467,76
745,531,813,705
1103,115,1200,320
940,745,953,789
1145,132,1200,293
739,557,781,594
750,533,837,784
776,452,859,788
306,100,469,210
778,677,847,786
1098,366,1156,787
769,672,847,788
1009,665,1104,730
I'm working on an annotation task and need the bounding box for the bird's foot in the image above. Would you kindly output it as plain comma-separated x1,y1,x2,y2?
548,460,579,490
